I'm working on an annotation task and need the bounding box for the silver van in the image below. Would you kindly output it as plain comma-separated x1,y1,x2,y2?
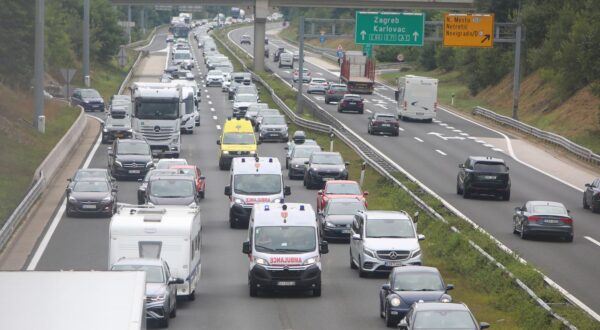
278,53,294,69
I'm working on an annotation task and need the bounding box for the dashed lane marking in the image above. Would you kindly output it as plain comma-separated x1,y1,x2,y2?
476,140,485,144
484,144,494,148
365,109,372,113
585,236,600,248
453,129,462,133
414,137,424,142
460,133,469,136
216,125,221,130
492,148,505,152
212,115,218,120
447,126,455,130
398,127,405,131
208,101,213,105
210,108,215,112
436,149,447,156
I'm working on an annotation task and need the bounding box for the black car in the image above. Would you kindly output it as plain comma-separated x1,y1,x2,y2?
66,178,117,217
67,168,114,191
513,201,574,242
146,175,198,206
273,47,285,62
137,169,178,204
583,178,600,212
398,302,489,330
101,112,132,144
303,152,349,189
288,144,322,179
71,88,105,112
318,198,366,240
337,94,364,114
368,113,400,136
456,156,511,200
379,266,453,327
108,139,154,180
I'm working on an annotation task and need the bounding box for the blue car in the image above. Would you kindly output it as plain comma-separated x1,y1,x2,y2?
379,266,453,327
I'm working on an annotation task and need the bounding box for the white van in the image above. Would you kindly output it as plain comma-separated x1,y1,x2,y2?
278,52,294,69
242,203,329,297
395,75,438,122
109,206,202,300
224,157,291,228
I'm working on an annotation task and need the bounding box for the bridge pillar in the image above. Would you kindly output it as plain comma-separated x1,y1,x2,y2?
253,0,269,72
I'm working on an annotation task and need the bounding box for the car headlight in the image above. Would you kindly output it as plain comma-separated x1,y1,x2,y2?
146,161,154,168
390,296,402,307
440,297,452,303
324,221,336,228
171,137,179,143
310,167,318,172
234,198,244,205
127,129,133,133
103,128,108,133
254,257,269,266
68,196,77,203
303,256,319,265
149,294,166,302
102,195,113,202
293,164,302,168
411,249,421,258
363,247,377,258
222,151,229,155
114,160,123,167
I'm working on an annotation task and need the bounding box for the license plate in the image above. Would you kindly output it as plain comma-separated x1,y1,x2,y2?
483,175,496,180
545,219,559,224
115,133,124,138
382,124,390,127
129,170,141,174
386,261,404,267
416,112,424,115
349,102,356,105
342,229,351,234
269,133,278,136
277,281,295,286
82,205,96,209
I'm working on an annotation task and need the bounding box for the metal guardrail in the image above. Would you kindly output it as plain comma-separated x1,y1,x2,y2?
473,106,600,165
215,30,581,328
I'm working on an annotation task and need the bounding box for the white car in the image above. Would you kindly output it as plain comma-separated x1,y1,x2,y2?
232,94,259,117
292,68,311,83
307,78,329,94
350,210,425,277
206,70,224,87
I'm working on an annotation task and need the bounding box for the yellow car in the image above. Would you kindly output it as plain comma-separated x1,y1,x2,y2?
217,117,258,170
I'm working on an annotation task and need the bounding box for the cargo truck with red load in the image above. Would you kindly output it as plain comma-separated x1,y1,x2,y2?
340,51,375,94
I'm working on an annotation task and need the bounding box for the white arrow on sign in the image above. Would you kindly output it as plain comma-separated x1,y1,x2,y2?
413,31,420,41
427,132,465,141
360,30,367,40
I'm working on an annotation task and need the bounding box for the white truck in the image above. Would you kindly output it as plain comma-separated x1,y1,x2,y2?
130,82,183,157
109,206,202,300
0,271,146,330
395,75,438,122
170,79,201,132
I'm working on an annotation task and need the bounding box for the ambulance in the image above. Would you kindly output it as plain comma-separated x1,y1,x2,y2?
224,156,291,228
242,203,329,297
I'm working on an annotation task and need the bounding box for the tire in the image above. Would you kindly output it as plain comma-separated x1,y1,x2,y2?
66,208,74,217
188,290,196,301
288,171,293,180
502,190,511,201
512,220,519,234
358,258,367,278
385,305,397,327
229,218,236,229
520,225,528,240
325,99,330,104
169,302,176,318
583,195,590,209
368,127,372,135
462,187,470,199
565,234,574,242
313,285,322,297
199,191,205,199
393,129,399,137
592,202,600,214
160,316,169,328
456,180,462,195
359,110,364,114
285,159,289,169
350,251,357,269
249,280,258,297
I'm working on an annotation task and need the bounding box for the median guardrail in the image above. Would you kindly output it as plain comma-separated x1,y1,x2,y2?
215,29,584,328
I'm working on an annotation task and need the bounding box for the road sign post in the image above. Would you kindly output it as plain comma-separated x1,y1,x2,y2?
60,68,76,99
443,13,494,48
355,12,424,46
363,44,373,58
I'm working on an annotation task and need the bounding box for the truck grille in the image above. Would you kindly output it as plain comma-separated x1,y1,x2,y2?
377,250,410,261
123,162,146,168
140,126,175,141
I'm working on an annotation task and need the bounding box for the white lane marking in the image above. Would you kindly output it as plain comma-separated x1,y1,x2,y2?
467,136,477,140
436,149,447,156
440,123,448,127
216,125,221,130
447,126,455,130
476,140,486,144
433,119,440,123
284,70,290,74
204,89,208,93
398,127,405,131
27,116,103,270
210,108,215,112
414,137,424,142
314,96,324,101
493,148,505,152
316,72,323,76
453,129,462,133
208,101,213,105
483,144,494,148
460,133,469,136
365,109,372,113
428,132,465,141
585,236,600,248
206,95,211,99
212,115,218,120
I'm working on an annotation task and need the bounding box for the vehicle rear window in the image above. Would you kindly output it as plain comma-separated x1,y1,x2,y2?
375,115,396,121
473,162,506,172
326,183,361,195
531,205,568,216
344,95,362,100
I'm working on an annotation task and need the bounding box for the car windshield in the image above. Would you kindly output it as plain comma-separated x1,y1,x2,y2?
156,160,187,169
326,182,361,195
237,86,257,94
262,116,286,125
292,146,320,158
254,226,316,254
118,143,150,155
393,272,445,291
311,79,326,84
172,167,195,177
143,170,176,182
135,100,179,120
531,204,568,216
236,94,256,102
223,132,255,145
111,265,165,283
209,70,223,76
150,179,195,197
326,201,365,215
74,170,106,181
312,153,343,165
473,162,506,172
173,52,191,59
413,310,476,329
73,181,109,192
81,89,101,98
366,218,415,238
234,174,281,195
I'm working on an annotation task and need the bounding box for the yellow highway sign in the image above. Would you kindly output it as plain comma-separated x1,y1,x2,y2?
443,13,494,48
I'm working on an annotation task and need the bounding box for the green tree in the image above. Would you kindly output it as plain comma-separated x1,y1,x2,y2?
90,0,125,63
419,43,437,71
0,0,34,88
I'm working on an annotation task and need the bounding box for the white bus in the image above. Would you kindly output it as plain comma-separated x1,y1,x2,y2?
109,206,202,300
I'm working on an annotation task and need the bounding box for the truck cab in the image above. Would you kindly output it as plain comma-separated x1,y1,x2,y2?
242,203,328,297
225,156,291,228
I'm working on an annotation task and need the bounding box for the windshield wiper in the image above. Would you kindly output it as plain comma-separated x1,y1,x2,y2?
369,235,413,238
157,195,185,198
255,245,277,252
275,248,311,253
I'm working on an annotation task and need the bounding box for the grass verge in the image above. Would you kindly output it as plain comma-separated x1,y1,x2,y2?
213,26,600,329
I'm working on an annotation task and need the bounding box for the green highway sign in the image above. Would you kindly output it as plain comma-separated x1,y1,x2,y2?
355,12,424,46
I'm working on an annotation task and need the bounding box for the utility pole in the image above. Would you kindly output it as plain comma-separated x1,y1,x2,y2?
296,17,305,115
83,0,90,87
511,16,522,120
33,0,45,132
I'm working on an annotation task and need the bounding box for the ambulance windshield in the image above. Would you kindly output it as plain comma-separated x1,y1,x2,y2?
254,226,316,254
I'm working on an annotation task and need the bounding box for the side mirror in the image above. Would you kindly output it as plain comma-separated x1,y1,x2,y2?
108,151,114,157
256,140,262,145
351,233,362,241
381,283,391,291
363,191,369,196
67,178,72,182
446,284,454,291
317,190,323,196
345,162,350,166
458,163,465,168
137,178,143,182
284,146,289,150
216,140,221,145
200,175,206,180
514,206,522,212
224,186,232,196
319,241,329,254
284,186,291,196
168,277,185,285
585,183,591,187
242,241,251,254
304,161,310,165
287,121,291,125
479,322,490,330
418,234,425,241
112,188,118,193
413,211,419,223
398,320,408,330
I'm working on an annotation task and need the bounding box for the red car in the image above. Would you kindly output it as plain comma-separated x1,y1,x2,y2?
170,165,206,199
316,180,368,213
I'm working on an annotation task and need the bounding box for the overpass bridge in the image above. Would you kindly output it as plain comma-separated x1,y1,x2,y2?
111,0,474,71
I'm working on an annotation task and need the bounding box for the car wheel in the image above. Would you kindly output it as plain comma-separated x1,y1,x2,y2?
249,280,258,297
325,99,330,104
462,187,470,199
385,305,397,327
456,179,462,195
583,195,590,209
169,301,176,318
285,159,289,169
313,285,322,297
358,257,367,278
502,191,511,201
66,208,74,217
160,315,169,328
565,234,574,242
288,170,293,180
592,202,600,214
520,225,528,240
359,110,364,114
188,290,196,301
350,251,357,269
512,220,519,234
229,217,236,229
199,191,205,199
368,127,371,135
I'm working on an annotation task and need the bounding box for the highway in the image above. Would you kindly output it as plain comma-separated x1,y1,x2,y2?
228,24,600,314
29,29,400,329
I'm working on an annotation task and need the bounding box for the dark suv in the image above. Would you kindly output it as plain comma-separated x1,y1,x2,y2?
108,139,154,180
71,88,105,112
457,156,511,200
583,178,600,212
303,152,349,189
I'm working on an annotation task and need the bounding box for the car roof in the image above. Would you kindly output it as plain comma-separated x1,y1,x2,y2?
343,94,361,98
326,180,358,185
363,210,411,220
117,139,148,145
312,151,341,157
469,156,505,163
327,197,364,204
112,258,164,267
392,265,440,275
151,175,194,181
232,157,282,174
412,302,469,312
73,177,108,183
252,203,316,227
77,168,108,174
528,201,566,208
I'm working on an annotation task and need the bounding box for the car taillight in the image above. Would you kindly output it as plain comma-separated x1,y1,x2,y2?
561,217,573,225
527,216,543,222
